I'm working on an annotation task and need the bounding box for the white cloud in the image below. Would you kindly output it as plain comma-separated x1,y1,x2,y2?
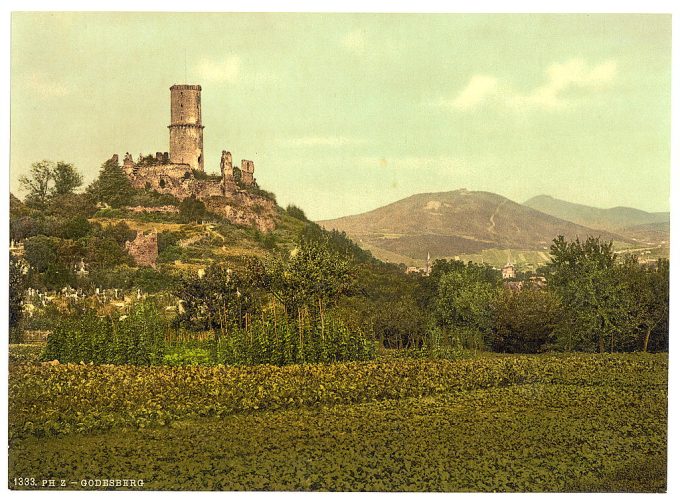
446,59,618,112
195,56,241,83
26,72,69,98
341,29,366,54
449,75,499,110
281,136,363,148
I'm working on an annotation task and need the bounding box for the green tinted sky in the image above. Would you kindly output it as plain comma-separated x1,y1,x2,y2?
10,13,671,220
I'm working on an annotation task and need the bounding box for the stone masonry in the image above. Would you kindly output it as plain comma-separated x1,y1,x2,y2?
125,230,158,268
118,84,276,232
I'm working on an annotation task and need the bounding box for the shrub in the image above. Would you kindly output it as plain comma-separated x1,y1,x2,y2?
215,309,375,366
286,204,308,221
42,300,167,365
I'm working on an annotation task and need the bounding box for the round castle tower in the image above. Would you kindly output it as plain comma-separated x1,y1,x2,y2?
168,84,204,171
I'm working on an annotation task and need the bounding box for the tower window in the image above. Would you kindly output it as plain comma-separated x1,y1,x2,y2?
159,178,166,188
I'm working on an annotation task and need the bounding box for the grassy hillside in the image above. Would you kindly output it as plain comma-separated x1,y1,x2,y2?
318,189,632,264
524,195,669,234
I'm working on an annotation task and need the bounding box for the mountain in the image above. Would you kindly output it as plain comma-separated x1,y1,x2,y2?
318,190,632,264
523,195,669,233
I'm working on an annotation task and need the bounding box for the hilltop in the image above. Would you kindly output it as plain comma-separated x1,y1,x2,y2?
524,195,669,234
318,189,635,266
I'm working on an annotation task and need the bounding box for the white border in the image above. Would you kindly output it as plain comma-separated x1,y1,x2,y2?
1,2,677,504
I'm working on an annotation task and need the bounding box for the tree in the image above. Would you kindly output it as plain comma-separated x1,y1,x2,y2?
19,161,53,209
174,264,257,331
19,161,83,210
252,238,357,319
620,257,669,352
23,235,59,273
87,156,135,208
491,288,562,353
52,161,83,195
547,236,637,352
434,265,499,337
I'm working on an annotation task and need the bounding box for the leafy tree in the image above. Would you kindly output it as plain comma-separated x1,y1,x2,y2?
174,264,257,331
87,156,135,208
84,236,132,269
10,215,43,242
547,236,637,352
252,238,356,319
19,161,83,210
48,216,92,240
23,235,59,273
19,161,53,209
95,221,137,247
491,288,562,353
52,161,83,195
434,266,499,335
620,256,669,352
46,193,96,219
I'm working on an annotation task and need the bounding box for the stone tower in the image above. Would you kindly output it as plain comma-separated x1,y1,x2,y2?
168,84,204,171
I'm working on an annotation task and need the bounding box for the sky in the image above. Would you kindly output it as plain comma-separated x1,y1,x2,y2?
9,12,672,220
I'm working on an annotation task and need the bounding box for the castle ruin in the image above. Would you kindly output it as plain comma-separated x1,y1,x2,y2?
115,84,275,231
125,230,158,268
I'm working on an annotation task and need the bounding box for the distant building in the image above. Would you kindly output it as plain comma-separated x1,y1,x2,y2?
502,262,516,279
405,252,432,276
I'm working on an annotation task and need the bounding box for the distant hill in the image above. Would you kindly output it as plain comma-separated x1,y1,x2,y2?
524,195,669,233
318,190,631,263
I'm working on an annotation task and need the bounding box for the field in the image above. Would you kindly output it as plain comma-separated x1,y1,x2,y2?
8,346,667,492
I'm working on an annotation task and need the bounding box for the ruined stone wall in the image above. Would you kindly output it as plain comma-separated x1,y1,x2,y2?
220,150,238,194
125,231,158,268
203,192,277,232
240,160,255,185
128,164,195,199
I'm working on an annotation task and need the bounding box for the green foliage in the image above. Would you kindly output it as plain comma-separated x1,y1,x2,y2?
87,157,135,208
491,288,562,353
215,309,375,366
285,204,308,221
163,347,212,366
23,235,60,273
129,190,180,207
300,222,374,263
94,221,136,246
547,236,638,352
157,231,183,253
9,255,26,343
19,160,83,209
9,353,667,443
42,300,166,365
52,162,84,196
252,238,357,317
619,257,669,352
46,193,96,219
434,266,499,339
174,264,256,331
83,236,133,269
178,196,208,223
254,230,277,250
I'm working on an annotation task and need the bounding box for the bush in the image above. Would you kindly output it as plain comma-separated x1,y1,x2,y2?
491,288,562,353
163,347,212,366
215,310,375,366
42,300,167,365
286,204,308,221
